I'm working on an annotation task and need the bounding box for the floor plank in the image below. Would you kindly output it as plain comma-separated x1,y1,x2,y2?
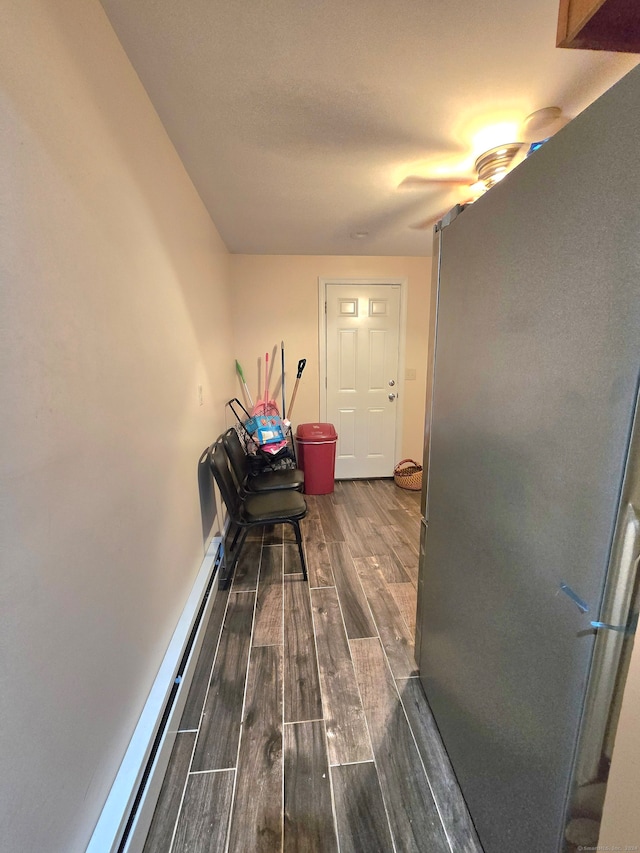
330,480,348,505
372,524,419,587
367,478,407,511
327,541,377,640
350,638,449,853
253,546,283,647
331,762,395,853
227,645,283,853
283,521,297,543
283,541,303,575
389,582,417,632
357,552,411,586
355,479,397,521
398,677,483,853
335,502,413,581
180,587,230,730
334,480,368,519
245,523,265,541
263,524,283,546
317,496,346,543
310,586,372,765
172,769,235,853
284,576,323,722
377,478,421,513
231,537,262,592
302,492,321,520
283,721,338,853
392,484,422,516
142,731,196,853
144,479,474,853
388,509,421,552
352,480,389,527
191,591,255,771
384,519,419,585
354,561,418,679
332,503,375,559
301,516,335,588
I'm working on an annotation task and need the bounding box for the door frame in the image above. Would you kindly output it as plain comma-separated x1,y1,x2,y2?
318,277,408,477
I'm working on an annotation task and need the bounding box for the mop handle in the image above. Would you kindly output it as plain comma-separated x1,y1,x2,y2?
235,360,253,407
287,358,306,420
281,341,286,419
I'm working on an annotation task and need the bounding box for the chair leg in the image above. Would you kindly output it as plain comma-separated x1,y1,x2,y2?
230,523,242,552
290,520,308,581
222,526,249,588
233,526,249,561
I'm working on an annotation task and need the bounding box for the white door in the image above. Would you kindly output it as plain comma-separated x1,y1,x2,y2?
325,283,401,478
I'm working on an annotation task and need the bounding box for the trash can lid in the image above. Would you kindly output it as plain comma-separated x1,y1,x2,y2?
295,422,338,441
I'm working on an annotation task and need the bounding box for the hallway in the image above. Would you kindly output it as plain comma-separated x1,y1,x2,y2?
143,480,482,852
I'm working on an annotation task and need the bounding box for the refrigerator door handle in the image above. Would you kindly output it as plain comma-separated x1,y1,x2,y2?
575,502,640,786
590,615,638,635
588,507,640,636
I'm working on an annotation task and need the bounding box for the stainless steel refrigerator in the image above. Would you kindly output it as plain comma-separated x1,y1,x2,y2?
416,66,640,853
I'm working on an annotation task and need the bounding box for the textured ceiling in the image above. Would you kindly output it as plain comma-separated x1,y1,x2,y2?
99,0,637,256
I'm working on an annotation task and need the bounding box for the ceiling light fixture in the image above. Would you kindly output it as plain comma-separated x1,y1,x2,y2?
474,143,524,190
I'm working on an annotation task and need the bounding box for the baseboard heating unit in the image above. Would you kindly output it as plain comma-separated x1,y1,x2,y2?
86,535,223,853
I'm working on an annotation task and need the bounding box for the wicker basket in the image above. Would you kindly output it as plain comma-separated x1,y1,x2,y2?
393,458,423,491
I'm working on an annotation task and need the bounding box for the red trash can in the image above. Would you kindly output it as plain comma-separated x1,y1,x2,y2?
295,423,338,495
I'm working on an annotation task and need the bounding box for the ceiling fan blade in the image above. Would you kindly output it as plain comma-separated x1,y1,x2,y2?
520,107,570,143
408,211,449,230
399,175,474,189
409,195,477,231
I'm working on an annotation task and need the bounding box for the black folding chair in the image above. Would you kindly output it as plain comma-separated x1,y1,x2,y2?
209,438,308,586
222,428,304,494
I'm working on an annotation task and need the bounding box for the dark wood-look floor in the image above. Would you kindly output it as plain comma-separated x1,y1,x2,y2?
143,480,483,853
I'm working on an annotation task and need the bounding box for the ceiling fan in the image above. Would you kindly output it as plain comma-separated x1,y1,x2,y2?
403,107,570,230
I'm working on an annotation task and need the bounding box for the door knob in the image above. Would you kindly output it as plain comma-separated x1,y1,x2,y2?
388,392,396,401
388,379,395,387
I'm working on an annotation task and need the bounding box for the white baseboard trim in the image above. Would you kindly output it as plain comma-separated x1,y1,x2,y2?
86,535,223,853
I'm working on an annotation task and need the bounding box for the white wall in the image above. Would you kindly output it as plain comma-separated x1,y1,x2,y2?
0,2,235,851
230,255,432,463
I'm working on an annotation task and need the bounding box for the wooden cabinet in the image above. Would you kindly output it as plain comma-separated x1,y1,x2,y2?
557,0,640,52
